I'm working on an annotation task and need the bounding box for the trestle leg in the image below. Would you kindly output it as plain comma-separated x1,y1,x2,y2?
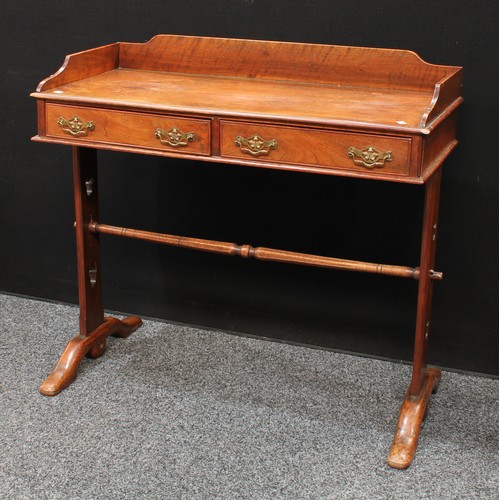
39,147,142,396
387,168,443,468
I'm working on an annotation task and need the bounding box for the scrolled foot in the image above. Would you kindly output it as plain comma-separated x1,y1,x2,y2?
387,428,419,469
39,315,142,396
111,315,142,338
39,367,79,397
387,367,441,469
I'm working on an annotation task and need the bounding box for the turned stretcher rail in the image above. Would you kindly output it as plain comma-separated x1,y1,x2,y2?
87,222,442,280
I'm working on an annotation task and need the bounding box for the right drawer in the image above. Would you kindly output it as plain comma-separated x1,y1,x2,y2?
220,121,412,177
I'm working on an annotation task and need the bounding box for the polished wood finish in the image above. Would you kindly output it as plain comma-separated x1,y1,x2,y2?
220,121,412,177
72,146,104,337
32,35,462,468
88,221,443,281
36,69,436,129
118,35,458,98
387,366,441,469
410,168,443,395
35,43,119,92
46,104,212,156
32,35,462,184
39,316,142,396
38,146,143,396
386,168,443,468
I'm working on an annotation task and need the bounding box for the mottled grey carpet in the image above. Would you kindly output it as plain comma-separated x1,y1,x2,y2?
0,293,498,499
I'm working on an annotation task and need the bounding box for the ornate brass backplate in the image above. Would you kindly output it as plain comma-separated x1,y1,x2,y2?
57,116,95,136
347,146,393,169
155,127,195,147
235,134,278,156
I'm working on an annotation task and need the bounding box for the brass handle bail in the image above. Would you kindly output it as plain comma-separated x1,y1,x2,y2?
155,127,195,147
347,146,393,169
57,116,95,136
235,134,278,156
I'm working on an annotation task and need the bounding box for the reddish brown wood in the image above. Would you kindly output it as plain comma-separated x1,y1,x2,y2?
31,134,430,185
421,140,458,183
387,367,441,468
119,35,459,94
39,316,142,396
220,120,413,178
31,37,462,184
38,147,143,396
383,168,443,468
211,116,221,157
46,104,212,156
88,221,444,281
35,69,433,130
421,70,463,127
422,111,460,179
409,168,443,395
36,100,46,136
36,43,119,92
73,146,104,336
31,35,462,467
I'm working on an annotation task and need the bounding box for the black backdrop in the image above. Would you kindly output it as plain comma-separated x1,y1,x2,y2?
1,1,498,375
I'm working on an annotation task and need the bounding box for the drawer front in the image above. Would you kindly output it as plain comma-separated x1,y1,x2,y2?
46,104,211,155
220,121,411,176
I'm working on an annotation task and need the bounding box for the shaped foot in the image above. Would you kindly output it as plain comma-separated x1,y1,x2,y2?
39,316,142,396
387,367,441,469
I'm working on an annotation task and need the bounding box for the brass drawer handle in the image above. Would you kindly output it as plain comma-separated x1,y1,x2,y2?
235,134,278,156
348,146,393,169
57,116,95,136
155,127,195,147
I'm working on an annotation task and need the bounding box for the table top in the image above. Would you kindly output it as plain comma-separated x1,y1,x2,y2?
36,68,436,131
32,35,463,183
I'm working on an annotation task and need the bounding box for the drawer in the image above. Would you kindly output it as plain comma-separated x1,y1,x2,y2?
220,121,411,176
45,104,211,156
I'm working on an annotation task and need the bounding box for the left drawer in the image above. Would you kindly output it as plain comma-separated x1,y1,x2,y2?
45,104,211,156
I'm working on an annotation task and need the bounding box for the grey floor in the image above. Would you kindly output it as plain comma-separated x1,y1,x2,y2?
0,293,498,500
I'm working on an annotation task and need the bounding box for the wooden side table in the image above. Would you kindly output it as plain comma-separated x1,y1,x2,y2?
32,35,462,468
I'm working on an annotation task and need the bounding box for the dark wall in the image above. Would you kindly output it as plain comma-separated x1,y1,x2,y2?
1,1,497,374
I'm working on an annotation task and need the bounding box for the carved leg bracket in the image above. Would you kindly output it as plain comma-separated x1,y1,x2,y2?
387,366,441,469
39,316,142,397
